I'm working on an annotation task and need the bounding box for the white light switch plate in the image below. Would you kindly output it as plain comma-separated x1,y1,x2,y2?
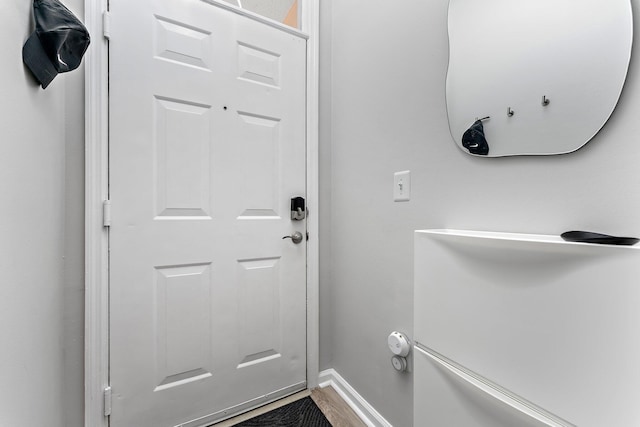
394,171,411,202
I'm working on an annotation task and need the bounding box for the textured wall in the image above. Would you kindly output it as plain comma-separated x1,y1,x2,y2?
319,1,640,425
0,1,85,426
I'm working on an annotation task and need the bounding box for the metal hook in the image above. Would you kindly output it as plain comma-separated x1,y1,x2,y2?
475,116,490,122
542,95,550,106
507,107,514,117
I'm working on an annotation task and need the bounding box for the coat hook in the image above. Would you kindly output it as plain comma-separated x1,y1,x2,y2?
475,116,490,122
542,95,550,106
507,107,514,117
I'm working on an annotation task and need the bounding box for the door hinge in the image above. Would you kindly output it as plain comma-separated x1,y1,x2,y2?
103,386,112,417
102,11,111,40
103,200,112,227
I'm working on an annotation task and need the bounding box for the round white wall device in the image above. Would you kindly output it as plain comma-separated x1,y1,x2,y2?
391,355,408,372
388,331,411,357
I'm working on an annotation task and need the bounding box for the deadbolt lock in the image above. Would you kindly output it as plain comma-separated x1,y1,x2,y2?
291,197,306,221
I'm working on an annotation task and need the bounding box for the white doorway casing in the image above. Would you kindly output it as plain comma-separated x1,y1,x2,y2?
84,1,320,426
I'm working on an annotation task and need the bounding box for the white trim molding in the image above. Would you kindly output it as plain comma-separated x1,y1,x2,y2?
84,0,109,426
303,0,320,390
318,369,393,427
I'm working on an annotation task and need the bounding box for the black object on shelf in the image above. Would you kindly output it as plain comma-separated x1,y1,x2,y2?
561,231,639,246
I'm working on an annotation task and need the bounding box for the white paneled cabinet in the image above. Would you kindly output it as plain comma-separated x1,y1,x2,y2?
414,230,640,427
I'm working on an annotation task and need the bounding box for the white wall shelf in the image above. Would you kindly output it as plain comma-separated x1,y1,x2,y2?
416,229,640,252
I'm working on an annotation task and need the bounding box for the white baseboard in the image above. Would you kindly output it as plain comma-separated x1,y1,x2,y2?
318,369,392,427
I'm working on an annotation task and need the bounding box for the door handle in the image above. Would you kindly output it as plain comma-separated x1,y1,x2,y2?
282,231,304,244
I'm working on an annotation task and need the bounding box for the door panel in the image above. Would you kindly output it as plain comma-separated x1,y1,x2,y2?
109,1,307,426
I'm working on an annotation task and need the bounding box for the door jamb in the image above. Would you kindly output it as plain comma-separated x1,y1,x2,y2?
84,0,109,425
83,1,320,425
303,0,320,392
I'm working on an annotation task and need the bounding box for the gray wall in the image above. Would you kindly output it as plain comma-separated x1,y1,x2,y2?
0,1,85,426
3,1,640,426
319,1,640,426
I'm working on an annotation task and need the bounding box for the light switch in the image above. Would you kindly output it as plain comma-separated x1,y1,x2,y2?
394,171,411,202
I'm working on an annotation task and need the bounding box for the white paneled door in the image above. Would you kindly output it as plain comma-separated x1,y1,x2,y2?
108,1,307,426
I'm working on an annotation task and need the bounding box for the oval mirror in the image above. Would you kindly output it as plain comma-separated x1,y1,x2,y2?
446,0,633,157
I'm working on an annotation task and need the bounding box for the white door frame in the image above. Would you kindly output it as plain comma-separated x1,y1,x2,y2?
83,1,320,425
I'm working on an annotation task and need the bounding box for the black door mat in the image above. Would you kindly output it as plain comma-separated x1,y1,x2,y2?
234,396,331,427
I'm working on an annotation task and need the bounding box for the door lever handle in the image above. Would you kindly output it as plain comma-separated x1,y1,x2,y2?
282,231,304,244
